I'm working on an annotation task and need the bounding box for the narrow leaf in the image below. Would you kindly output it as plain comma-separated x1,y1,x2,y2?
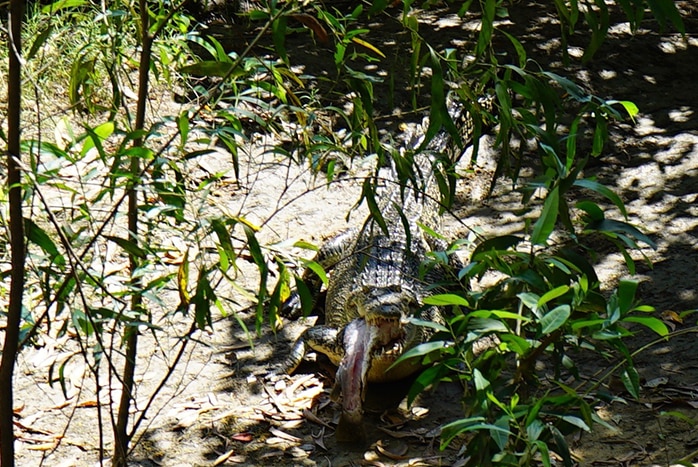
423,294,470,307
531,186,559,246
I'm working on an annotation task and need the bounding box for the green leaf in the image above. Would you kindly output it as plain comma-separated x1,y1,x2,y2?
361,178,388,235
441,419,512,449
607,100,639,121
542,71,589,102
557,414,591,432
408,318,450,334
193,271,214,330
498,333,530,354
471,235,523,260
518,292,540,312
659,410,696,426
27,25,53,61
531,186,559,246
469,309,532,323
24,218,65,266
533,440,552,467
576,200,605,222
500,29,526,67
272,16,288,64
42,0,86,13
211,219,236,272
293,240,319,251
423,294,470,307
491,415,510,450
407,364,449,406
538,285,570,308
591,219,656,249
540,304,571,334
179,61,237,78
621,365,640,399
243,225,266,269
574,178,627,218
617,280,638,313
302,260,328,287
82,121,115,159
293,277,314,317
105,235,147,259
622,316,669,337
475,0,496,57
389,341,449,370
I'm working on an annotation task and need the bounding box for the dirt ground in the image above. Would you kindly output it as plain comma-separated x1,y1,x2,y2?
7,2,698,466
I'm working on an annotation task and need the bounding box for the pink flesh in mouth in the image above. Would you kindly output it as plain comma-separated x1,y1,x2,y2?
334,319,377,415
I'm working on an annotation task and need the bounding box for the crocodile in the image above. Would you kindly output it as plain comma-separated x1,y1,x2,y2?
278,93,486,442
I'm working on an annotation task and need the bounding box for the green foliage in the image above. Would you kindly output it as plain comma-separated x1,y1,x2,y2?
2,0,687,464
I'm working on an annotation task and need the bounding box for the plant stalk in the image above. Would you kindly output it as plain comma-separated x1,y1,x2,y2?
0,1,25,466
112,0,153,464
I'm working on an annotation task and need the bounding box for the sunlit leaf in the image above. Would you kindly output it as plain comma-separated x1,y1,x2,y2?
540,304,571,334
351,37,386,58
622,316,669,337
302,260,328,287
177,249,190,309
423,294,470,307
538,285,570,308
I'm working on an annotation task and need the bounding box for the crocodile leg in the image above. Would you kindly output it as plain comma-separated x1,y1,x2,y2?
278,325,342,375
281,228,358,319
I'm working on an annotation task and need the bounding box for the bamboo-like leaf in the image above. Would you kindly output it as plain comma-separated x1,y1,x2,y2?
475,0,496,57
407,317,450,333
531,186,559,246
302,260,328,287
27,25,53,61
42,0,86,13
423,294,470,307
24,218,65,266
471,235,522,260
177,249,190,309
351,37,386,58
576,200,605,222
621,365,640,399
607,99,639,121
105,235,147,259
622,316,669,337
389,340,449,370
591,219,656,249
574,178,627,218
361,178,388,234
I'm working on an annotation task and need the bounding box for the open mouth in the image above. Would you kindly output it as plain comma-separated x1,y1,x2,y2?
365,316,406,357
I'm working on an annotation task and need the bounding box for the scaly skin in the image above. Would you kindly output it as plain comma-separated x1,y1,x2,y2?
277,94,487,441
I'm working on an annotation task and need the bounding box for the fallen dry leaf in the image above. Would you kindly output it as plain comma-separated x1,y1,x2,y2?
231,432,254,443
269,427,301,443
375,439,409,460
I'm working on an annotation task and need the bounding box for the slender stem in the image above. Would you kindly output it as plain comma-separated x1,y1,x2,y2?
0,1,25,466
112,0,152,464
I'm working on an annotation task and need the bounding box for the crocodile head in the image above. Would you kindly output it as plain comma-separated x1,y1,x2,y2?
331,286,423,442
347,285,421,377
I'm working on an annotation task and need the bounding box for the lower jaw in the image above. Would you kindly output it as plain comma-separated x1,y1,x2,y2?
335,409,366,445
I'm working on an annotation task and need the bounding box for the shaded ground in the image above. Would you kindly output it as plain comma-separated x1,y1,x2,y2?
8,2,698,466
